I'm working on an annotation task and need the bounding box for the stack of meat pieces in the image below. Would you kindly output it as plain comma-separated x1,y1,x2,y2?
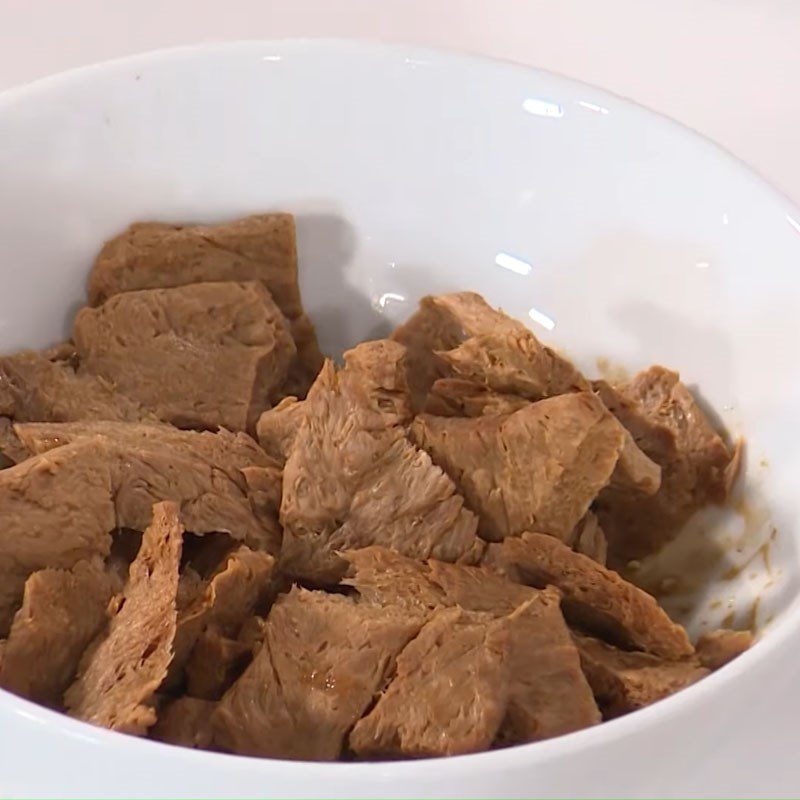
0,215,752,761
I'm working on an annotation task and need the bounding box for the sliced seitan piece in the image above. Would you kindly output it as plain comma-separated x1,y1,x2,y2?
573,632,708,718
695,629,754,670
184,627,251,700
73,281,296,432
436,328,589,401
344,548,599,743
212,587,424,760
65,502,183,734
483,532,693,659
410,393,626,542
0,441,116,635
87,214,323,397
0,560,120,707
593,369,736,559
150,697,216,749
349,606,511,758
13,420,283,550
390,292,516,410
570,512,608,565
168,546,275,688
0,350,150,424
280,342,483,584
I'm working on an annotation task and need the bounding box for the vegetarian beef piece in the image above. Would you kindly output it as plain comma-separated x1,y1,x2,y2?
344,548,599,743
0,560,120,707
349,606,511,758
593,369,737,560
483,532,693,659
0,441,116,635
184,628,251,700
150,697,216,749
0,350,149,423
573,633,708,718
410,393,626,542
73,281,296,432
280,342,483,584
168,546,275,686
13,421,282,546
391,292,516,410
65,502,183,734
570,512,608,565
437,328,589,402
87,214,323,396
212,587,424,760
696,629,753,670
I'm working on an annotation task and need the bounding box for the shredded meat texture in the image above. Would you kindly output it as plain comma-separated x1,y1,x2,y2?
184,628,251,700
0,560,120,706
573,633,708,718
424,378,531,418
350,606,511,758
255,396,304,464
0,417,28,466
593,369,736,560
696,629,754,670
212,587,424,760
0,350,150,424
168,546,275,687
280,342,483,584
150,697,217,749
483,532,693,659
65,502,183,734
411,393,625,542
73,281,296,432
87,214,323,397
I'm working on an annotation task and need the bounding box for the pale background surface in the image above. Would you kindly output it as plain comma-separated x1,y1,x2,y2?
0,0,799,205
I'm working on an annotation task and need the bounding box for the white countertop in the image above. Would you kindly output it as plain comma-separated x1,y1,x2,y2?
1,0,798,205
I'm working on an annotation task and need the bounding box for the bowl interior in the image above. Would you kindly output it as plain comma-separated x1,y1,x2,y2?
0,40,799,793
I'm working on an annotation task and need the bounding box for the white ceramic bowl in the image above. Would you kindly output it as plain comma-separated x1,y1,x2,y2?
0,40,799,799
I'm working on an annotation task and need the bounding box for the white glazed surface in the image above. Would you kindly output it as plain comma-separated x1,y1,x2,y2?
0,40,799,799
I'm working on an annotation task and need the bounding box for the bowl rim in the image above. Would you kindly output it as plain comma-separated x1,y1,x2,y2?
0,37,798,778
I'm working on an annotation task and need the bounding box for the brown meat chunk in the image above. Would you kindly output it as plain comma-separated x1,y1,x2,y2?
574,633,708,717
0,350,149,423
437,328,588,401
185,628,251,700
13,420,282,550
593,369,735,559
87,214,323,396
0,441,116,634
696,629,754,670
73,281,295,432
350,606,511,758
0,560,120,706
212,587,423,760
168,547,275,688
65,502,183,734
150,697,216,749
483,532,693,659
411,393,625,542
280,343,483,583
571,512,608,565
345,548,599,743
391,292,514,410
